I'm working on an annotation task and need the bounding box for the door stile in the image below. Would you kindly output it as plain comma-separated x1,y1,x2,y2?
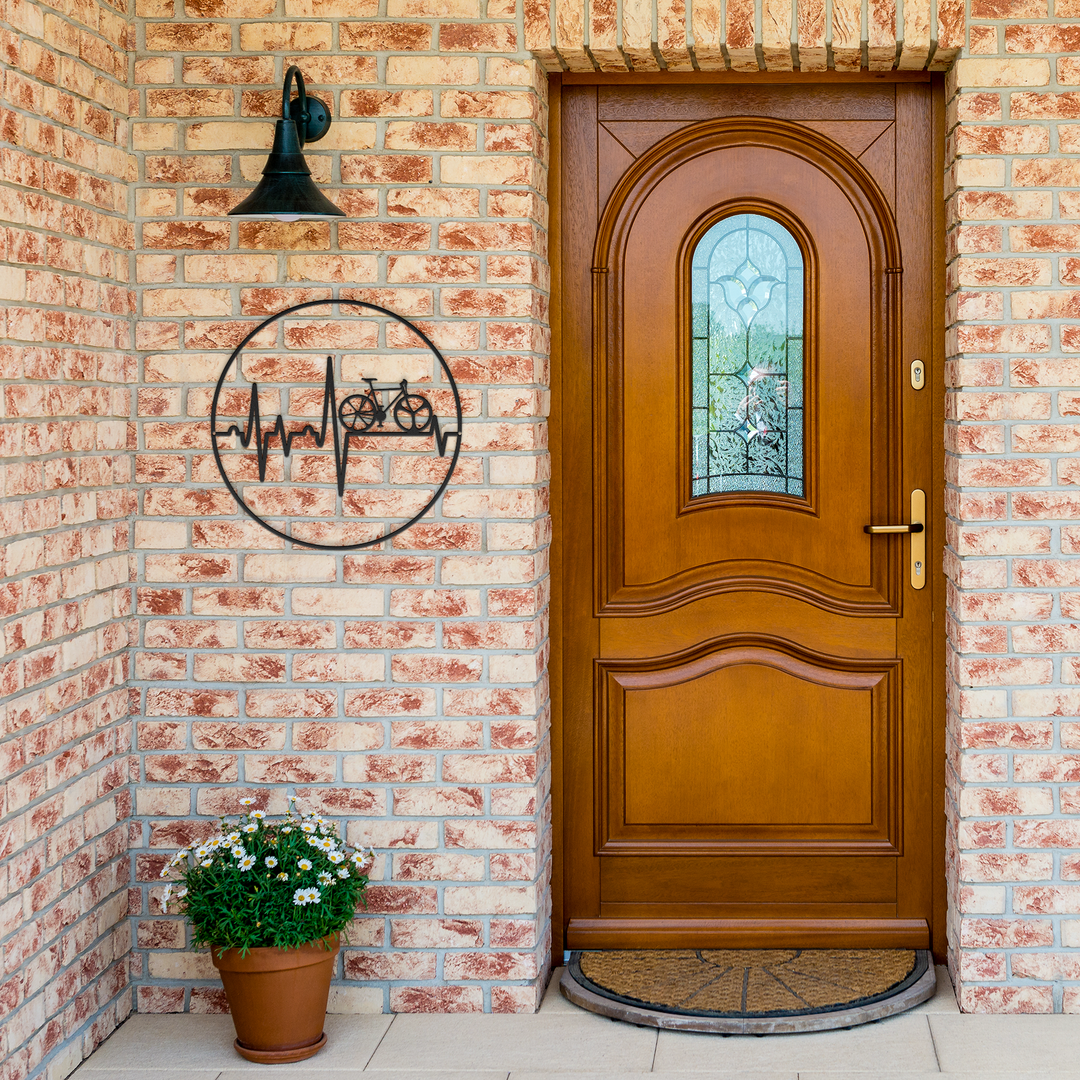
548,75,563,967
560,84,603,936
895,81,937,935
932,77,948,961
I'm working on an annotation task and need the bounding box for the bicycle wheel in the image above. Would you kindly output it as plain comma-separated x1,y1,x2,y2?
339,393,379,432
394,393,433,433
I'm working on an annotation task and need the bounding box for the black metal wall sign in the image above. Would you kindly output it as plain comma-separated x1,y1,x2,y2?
210,299,462,551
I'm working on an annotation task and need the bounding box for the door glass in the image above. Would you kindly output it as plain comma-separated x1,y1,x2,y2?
691,213,805,498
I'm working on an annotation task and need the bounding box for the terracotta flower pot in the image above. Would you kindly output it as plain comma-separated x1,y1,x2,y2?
211,934,339,1063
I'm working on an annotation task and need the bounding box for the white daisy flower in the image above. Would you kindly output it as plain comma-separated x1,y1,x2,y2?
240,797,255,806
292,887,321,906
336,867,350,879
301,822,317,834
281,827,293,834
194,846,209,860
264,856,278,868
250,810,266,820
297,858,312,871
328,851,345,864
231,845,246,859
161,884,173,911
175,887,187,899
239,855,256,871
276,872,289,881
315,838,335,852
201,859,213,868
318,872,333,886
242,822,258,834
226,832,241,844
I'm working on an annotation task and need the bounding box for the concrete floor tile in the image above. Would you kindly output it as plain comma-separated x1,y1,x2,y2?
227,1073,506,1079
353,1073,508,1079
73,1072,221,1079
73,1014,393,1072
654,1015,939,1073
906,967,959,1015
793,1075,944,1080
929,1014,1080,1073
539,967,579,1014
366,1013,657,1072
511,1073,797,1080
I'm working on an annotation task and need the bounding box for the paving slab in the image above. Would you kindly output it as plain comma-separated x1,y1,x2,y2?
793,1074,946,1080
367,1013,657,1073
653,1014,939,1073
347,1073,508,1079
73,1072,221,1080
539,967,579,1013
511,1073,798,1080
929,1013,1080,1073
73,1014,393,1072
904,966,958,1015
225,1073,507,1079
797,1075,1069,1080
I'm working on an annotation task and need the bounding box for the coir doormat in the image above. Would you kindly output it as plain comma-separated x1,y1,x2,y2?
562,949,935,1034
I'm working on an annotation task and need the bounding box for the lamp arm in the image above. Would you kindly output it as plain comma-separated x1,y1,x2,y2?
282,65,308,147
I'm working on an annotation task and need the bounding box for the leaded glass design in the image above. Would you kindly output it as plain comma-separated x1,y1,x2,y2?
691,213,805,498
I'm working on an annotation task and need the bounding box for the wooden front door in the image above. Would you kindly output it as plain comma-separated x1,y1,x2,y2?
557,79,944,953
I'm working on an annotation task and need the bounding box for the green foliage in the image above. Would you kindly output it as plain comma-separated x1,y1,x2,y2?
160,798,374,954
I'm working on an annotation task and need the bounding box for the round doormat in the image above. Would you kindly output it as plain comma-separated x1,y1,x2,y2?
561,949,935,1034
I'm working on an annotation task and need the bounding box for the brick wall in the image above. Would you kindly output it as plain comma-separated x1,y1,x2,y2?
944,12,1080,1014
15,0,1080,1064
0,0,137,1073
127,3,553,1016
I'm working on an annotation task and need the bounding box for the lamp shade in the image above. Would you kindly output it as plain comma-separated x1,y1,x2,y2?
229,66,345,221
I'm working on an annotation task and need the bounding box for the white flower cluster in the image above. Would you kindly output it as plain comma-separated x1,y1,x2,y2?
160,883,187,913
155,798,377,915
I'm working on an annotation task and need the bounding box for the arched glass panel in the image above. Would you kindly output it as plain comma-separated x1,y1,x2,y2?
691,213,805,498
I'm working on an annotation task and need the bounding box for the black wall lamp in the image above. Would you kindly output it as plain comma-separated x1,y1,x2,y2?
229,65,345,221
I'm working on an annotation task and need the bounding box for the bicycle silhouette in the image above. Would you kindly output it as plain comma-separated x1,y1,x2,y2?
338,378,434,436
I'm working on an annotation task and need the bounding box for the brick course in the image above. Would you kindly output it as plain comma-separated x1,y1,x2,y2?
0,0,137,1070
127,0,552,1024
941,17,1080,1013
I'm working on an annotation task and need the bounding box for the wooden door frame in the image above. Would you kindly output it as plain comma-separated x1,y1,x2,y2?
548,71,947,967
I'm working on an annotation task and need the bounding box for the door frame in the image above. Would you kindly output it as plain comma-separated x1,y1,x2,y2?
548,71,948,965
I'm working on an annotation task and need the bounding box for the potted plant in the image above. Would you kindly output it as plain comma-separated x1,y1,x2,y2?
160,796,374,1063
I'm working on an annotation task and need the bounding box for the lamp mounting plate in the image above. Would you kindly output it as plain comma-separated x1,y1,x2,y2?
288,95,331,144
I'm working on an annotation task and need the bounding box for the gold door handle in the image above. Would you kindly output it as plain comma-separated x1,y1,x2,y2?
863,490,926,590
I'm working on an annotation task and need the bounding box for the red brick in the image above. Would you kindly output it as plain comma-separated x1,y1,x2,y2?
390,986,482,1012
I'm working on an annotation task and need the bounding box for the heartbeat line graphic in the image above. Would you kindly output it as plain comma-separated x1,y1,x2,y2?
213,355,459,498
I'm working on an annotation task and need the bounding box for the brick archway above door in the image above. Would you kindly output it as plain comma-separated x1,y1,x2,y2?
526,0,963,73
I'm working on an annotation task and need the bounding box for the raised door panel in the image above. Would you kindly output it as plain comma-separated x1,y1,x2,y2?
597,642,900,856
